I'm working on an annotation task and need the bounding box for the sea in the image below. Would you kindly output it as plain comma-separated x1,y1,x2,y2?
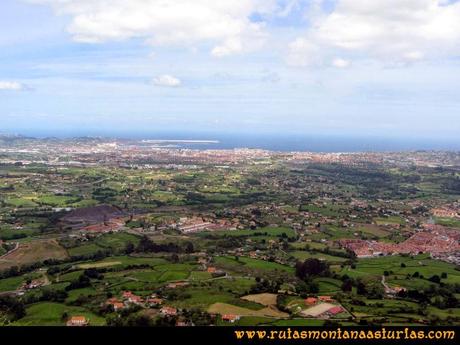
11,129,460,153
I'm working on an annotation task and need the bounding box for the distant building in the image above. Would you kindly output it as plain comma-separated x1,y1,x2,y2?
222,314,240,323
66,316,89,326
305,297,318,305
160,306,178,316
327,306,344,316
147,298,163,307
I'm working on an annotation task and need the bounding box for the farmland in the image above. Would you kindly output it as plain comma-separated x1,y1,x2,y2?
0,138,459,327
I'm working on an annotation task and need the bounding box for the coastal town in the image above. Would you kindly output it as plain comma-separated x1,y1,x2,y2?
0,135,459,326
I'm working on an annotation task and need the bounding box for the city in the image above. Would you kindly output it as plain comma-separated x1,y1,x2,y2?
0,135,459,326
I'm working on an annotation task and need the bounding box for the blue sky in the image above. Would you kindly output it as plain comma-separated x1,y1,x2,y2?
1,0,460,141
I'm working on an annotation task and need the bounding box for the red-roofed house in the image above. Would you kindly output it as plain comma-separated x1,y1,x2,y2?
161,306,177,316
207,267,217,273
147,298,163,307
122,291,143,304
66,316,89,326
319,296,334,303
106,297,124,311
122,291,134,299
305,297,318,305
327,306,344,316
222,314,240,323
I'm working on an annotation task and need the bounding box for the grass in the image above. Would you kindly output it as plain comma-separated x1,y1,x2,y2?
34,195,80,207
0,226,40,241
374,216,405,226
356,225,391,238
215,256,294,273
0,239,68,271
290,251,347,263
58,270,84,282
337,254,460,286
198,227,296,239
75,256,168,269
435,217,460,228
12,302,106,326
68,243,104,257
95,232,140,251
5,198,38,208
158,270,189,282
189,271,213,281
66,287,100,303
0,275,24,292
314,277,343,294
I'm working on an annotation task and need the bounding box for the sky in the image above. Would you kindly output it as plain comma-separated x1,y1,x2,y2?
0,0,460,141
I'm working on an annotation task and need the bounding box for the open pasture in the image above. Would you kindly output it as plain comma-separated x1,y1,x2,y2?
0,239,68,271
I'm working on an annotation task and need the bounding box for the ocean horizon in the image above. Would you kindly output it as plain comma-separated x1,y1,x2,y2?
5,129,460,153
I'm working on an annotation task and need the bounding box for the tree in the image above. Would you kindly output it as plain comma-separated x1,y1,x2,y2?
295,259,329,280
184,242,194,254
428,275,441,284
357,282,367,295
125,241,135,254
170,254,179,263
0,296,25,321
341,279,353,292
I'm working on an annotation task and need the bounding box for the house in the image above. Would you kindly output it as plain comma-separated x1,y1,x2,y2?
167,281,190,289
23,279,43,290
122,291,134,299
207,266,217,273
327,306,344,316
305,297,318,305
122,291,143,304
147,298,163,307
319,296,333,303
127,294,143,304
197,257,208,265
66,316,89,326
160,306,178,316
222,314,240,323
175,320,190,327
106,297,124,311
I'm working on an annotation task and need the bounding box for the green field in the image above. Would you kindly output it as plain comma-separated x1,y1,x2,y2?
0,275,25,292
215,256,294,273
337,254,460,286
435,217,460,228
12,302,106,326
198,227,297,239
290,251,347,263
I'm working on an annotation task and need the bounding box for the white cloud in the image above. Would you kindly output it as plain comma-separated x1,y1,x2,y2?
332,58,351,68
0,81,25,90
30,0,278,57
153,75,182,87
288,0,460,66
286,38,320,67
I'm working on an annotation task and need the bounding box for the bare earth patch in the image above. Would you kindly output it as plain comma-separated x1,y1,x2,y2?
241,293,278,306
300,303,336,317
77,261,122,269
208,302,288,318
0,239,68,270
